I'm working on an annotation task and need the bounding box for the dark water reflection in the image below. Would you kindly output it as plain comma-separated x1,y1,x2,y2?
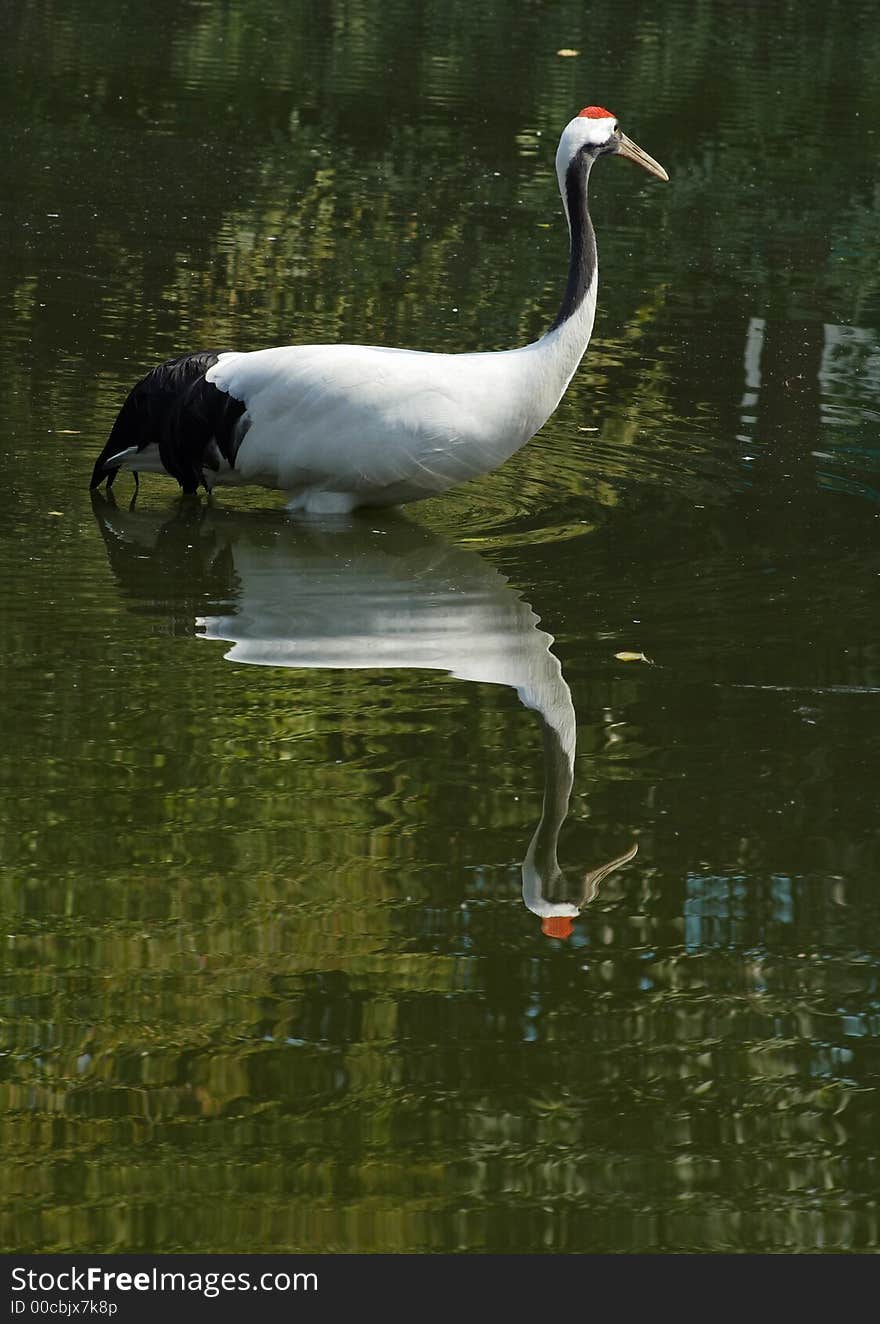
2,0,880,1254
93,500,640,937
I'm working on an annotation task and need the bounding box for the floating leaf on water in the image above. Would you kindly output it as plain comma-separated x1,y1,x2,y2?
615,651,652,664
47,511,64,517
556,48,580,57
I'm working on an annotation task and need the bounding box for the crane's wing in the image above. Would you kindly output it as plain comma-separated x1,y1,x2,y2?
90,350,247,493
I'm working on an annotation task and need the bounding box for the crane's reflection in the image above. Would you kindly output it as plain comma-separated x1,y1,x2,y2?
92,495,637,935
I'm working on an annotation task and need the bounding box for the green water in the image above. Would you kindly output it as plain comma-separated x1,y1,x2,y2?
2,0,880,1253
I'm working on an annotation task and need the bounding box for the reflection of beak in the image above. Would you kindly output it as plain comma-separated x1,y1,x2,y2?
582,840,639,906
617,133,668,182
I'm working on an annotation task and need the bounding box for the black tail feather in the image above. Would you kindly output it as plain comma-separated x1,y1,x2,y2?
90,350,247,494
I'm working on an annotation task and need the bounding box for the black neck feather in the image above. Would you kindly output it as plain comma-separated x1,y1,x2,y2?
548,149,597,333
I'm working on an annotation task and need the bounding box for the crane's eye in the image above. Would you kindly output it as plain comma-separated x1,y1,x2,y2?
613,123,619,133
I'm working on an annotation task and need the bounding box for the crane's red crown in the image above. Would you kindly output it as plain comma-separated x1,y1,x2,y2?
578,105,615,119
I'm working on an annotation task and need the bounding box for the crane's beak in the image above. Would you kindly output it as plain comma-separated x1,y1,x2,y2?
617,132,668,182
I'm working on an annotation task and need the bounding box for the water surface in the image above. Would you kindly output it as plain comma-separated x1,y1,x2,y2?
1,0,880,1253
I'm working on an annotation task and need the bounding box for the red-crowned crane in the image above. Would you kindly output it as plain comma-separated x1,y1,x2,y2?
90,108,667,513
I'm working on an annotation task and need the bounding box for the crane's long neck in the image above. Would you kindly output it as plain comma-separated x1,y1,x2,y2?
550,149,597,335
529,148,598,405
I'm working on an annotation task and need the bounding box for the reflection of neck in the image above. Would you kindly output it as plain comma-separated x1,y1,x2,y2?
521,688,639,920
521,699,579,920
522,729,577,915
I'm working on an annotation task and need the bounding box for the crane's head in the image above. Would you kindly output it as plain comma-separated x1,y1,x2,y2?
557,106,668,182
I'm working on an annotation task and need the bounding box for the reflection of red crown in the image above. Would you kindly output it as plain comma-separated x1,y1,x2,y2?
578,106,614,119
541,915,574,940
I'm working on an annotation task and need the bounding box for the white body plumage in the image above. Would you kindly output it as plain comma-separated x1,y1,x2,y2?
204,324,593,513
